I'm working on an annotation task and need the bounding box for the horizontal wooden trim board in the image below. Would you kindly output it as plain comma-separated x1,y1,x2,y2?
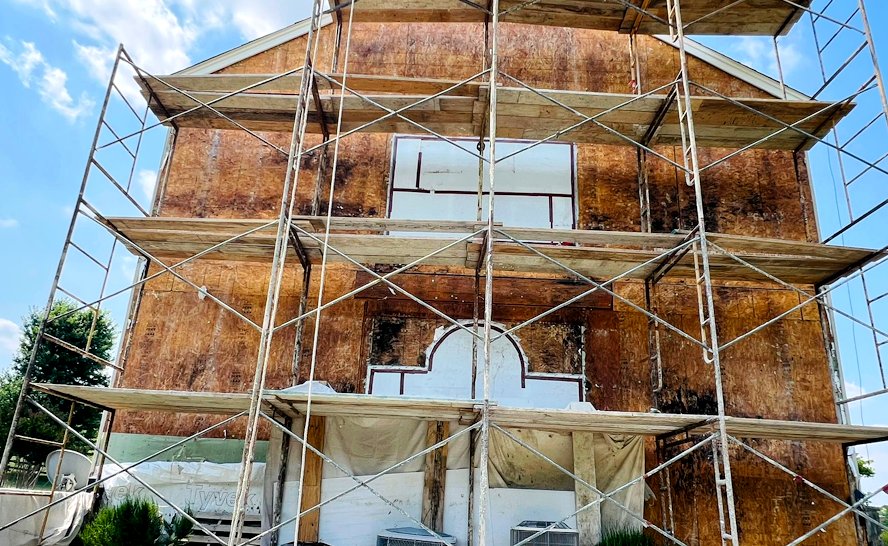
32,383,888,443
329,0,811,36
103,216,880,285
138,72,851,151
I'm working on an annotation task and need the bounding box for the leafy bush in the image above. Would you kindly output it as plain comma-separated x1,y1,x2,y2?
162,509,195,546
78,495,193,546
880,505,887,545
597,528,656,546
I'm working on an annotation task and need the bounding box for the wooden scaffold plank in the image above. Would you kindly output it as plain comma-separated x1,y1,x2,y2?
138,74,852,151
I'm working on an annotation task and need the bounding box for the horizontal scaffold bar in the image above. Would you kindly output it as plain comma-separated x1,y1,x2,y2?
31,383,888,444
102,215,880,285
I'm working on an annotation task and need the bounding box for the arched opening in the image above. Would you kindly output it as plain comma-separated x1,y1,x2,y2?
369,322,584,408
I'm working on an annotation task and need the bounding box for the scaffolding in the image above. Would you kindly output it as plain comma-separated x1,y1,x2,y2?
2,0,888,545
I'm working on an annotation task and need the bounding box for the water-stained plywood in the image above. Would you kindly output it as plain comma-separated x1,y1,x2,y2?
116,19,858,545
337,0,811,36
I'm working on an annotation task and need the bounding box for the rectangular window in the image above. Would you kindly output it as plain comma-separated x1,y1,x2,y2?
388,136,576,229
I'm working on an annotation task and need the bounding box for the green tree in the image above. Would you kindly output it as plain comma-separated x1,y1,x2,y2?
1,301,114,468
859,457,877,478
880,505,887,546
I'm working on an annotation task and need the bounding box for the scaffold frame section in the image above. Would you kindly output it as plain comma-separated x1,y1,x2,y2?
2,0,888,545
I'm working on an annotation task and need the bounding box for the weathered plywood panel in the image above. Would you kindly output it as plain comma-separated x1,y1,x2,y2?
118,18,856,545
341,1,812,36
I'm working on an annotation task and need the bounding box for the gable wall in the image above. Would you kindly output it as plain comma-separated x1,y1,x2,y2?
112,22,853,545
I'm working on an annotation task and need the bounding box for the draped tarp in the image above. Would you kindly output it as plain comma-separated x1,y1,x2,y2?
0,489,91,546
593,433,645,533
487,427,576,490
262,406,645,544
324,417,427,477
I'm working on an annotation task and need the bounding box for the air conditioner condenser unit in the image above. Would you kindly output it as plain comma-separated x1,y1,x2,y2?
510,521,579,546
377,527,457,546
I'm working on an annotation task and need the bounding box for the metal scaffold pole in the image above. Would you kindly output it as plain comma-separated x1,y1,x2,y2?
478,0,499,541
227,1,322,543
6,2,888,545
859,0,888,122
0,45,126,485
669,0,740,543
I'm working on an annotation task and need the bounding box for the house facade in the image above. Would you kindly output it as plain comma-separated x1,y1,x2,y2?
105,15,860,546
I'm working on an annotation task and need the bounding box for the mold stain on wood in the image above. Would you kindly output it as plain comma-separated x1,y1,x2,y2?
113,21,856,545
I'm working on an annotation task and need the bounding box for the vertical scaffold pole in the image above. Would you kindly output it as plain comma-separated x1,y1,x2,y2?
0,45,125,485
227,1,322,543
859,0,888,123
478,0,499,544
670,0,741,544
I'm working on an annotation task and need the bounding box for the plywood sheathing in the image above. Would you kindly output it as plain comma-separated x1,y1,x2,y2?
338,0,812,37
117,20,858,544
603,281,855,545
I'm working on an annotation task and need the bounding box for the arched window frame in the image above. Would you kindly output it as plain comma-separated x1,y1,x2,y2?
366,320,586,404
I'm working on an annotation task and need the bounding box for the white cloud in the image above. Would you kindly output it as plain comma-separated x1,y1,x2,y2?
0,39,93,121
11,0,57,19
0,318,22,368
137,169,157,201
727,35,805,81
224,1,306,40
0,41,44,85
0,218,19,228
8,0,309,125
22,1,303,105
38,65,94,121
733,37,770,72
72,41,113,91
844,381,865,398
774,40,803,79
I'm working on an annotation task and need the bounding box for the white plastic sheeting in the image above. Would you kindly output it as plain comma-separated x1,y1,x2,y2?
102,461,265,517
324,417,428,477
592,434,645,533
487,428,575,490
265,415,644,545
0,489,91,546
313,468,578,546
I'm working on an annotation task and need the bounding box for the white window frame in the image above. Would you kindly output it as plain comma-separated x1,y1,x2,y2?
386,135,578,229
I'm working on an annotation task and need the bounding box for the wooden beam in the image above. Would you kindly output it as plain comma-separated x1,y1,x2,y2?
103,216,881,285
270,416,292,546
422,421,448,532
298,416,326,543
573,431,600,546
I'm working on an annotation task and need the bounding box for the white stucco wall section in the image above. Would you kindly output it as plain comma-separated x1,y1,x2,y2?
310,469,576,546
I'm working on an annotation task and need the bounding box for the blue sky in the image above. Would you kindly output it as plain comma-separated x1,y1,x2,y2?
0,0,310,365
0,0,886,508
